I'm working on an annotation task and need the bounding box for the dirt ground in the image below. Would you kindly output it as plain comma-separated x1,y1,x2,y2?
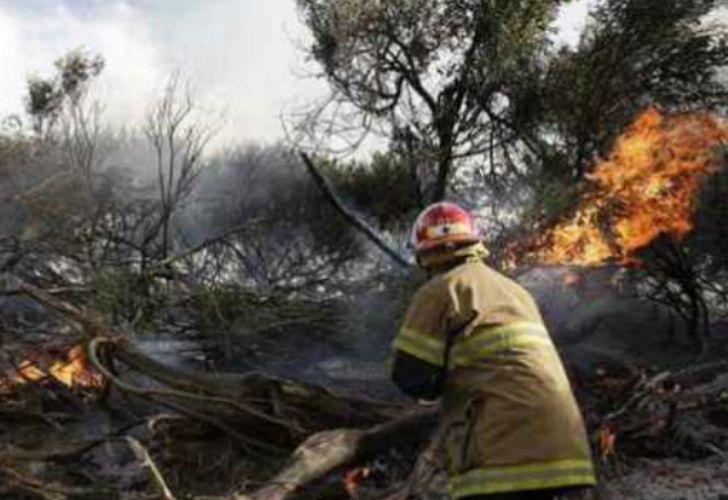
600,458,728,500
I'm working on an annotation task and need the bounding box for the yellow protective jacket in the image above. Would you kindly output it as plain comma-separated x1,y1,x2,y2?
391,257,596,498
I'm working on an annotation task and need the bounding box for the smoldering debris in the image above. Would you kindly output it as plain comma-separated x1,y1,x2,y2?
0,284,728,499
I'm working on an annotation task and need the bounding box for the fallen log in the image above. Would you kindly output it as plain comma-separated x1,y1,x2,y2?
243,406,438,499
93,337,439,497
19,281,404,428
94,338,404,431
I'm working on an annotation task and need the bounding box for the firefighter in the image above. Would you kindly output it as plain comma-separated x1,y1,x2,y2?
390,202,597,500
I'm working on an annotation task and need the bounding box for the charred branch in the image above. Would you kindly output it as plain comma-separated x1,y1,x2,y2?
299,152,412,269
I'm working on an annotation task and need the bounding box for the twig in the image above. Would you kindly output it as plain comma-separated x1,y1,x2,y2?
603,371,672,422
299,152,412,269
0,286,90,297
126,436,178,500
16,281,99,335
152,222,250,271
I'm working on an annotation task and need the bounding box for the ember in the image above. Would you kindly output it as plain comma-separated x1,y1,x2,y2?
515,108,728,267
562,271,582,287
599,424,617,459
343,467,372,497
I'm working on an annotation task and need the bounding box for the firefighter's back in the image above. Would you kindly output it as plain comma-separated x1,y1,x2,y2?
435,261,596,499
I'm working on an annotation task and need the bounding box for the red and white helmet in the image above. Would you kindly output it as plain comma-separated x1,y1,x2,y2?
411,202,480,254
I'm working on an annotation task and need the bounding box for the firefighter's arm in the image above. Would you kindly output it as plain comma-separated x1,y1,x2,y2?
389,284,449,400
389,349,443,400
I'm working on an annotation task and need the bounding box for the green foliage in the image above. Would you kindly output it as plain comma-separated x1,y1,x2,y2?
299,0,728,228
190,284,344,343
297,0,567,202
192,285,253,337
25,48,104,136
89,268,167,331
532,178,583,223
322,152,423,230
26,79,62,126
55,50,105,104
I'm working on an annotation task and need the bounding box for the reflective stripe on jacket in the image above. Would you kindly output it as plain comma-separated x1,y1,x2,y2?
391,259,596,497
450,458,596,497
394,321,553,369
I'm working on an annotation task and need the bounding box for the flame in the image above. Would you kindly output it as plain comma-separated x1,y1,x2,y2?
343,467,371,497
3,344,104,391
562,271,582,287
516,108,728,267
598,424,617,459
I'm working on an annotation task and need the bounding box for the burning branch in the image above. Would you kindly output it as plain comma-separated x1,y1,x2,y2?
7,282,728,497
512,108,728,268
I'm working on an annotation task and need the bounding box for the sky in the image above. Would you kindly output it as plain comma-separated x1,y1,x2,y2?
0,0,595,147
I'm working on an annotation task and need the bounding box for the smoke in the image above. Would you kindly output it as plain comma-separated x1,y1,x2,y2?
519,266,699,375
0,0,325,147
180,144,315,242
0,2,165,127
555,0,598,48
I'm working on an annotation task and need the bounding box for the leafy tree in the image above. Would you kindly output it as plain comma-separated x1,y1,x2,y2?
322,151,423,231
298,0,728,344
26,48,104,138
296,0,565,203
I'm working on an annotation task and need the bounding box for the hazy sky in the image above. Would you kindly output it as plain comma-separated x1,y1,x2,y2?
0,0,594,147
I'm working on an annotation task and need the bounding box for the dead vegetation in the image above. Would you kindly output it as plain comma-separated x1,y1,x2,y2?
2,280,728,500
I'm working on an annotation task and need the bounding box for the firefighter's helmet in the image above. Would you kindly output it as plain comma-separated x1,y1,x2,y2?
411,202,480,254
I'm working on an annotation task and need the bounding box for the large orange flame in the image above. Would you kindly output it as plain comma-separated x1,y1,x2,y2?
518,108,728,267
